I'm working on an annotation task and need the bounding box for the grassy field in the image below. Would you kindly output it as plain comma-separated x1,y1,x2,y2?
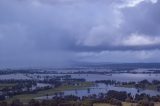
6,82,94,103
0,83,16,90
155,103,160,106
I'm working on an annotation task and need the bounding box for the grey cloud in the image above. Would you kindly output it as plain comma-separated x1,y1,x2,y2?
77,50,160,63
121,0,160,36
0,0,160,67
74,0,160,52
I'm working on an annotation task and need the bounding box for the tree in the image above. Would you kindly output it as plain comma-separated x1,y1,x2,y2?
109,98,122,106
137,98,154,106
0,101,8,106
28,99,40,106
11,99,23,106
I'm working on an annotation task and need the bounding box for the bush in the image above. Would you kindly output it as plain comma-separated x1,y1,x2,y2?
11,99,23,106
28,99,40,106
0,101,8,106
82,100,93,106
137,98,154,106
109,98,122,106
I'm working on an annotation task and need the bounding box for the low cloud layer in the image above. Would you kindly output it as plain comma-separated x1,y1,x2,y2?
0,0,160,67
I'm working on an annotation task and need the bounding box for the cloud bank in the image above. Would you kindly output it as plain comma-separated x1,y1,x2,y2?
0,0,160,67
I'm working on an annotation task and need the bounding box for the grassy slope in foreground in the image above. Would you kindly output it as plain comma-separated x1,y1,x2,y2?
94,102,160,106
94,102,136,106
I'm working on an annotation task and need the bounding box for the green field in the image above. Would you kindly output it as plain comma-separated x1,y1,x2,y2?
0,83,16,90
6,82,94,103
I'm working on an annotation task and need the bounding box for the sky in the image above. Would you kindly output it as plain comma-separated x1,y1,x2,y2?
0,0,160,68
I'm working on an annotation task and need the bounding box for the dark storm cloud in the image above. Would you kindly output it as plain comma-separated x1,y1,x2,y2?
1,0,160,52
72,44,160,52
121,0,160,36
0,0,160,67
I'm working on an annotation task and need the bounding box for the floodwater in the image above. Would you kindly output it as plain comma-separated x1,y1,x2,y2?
1,73,160,99
36,83,160,99
70,73,160,82
1,73,159,82
32,73,160,82
0,74,31,80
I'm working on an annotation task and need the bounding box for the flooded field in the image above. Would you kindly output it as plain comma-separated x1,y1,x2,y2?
1,69,160,100
0,73,159,82
30,73,160,82
36,83,160,99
